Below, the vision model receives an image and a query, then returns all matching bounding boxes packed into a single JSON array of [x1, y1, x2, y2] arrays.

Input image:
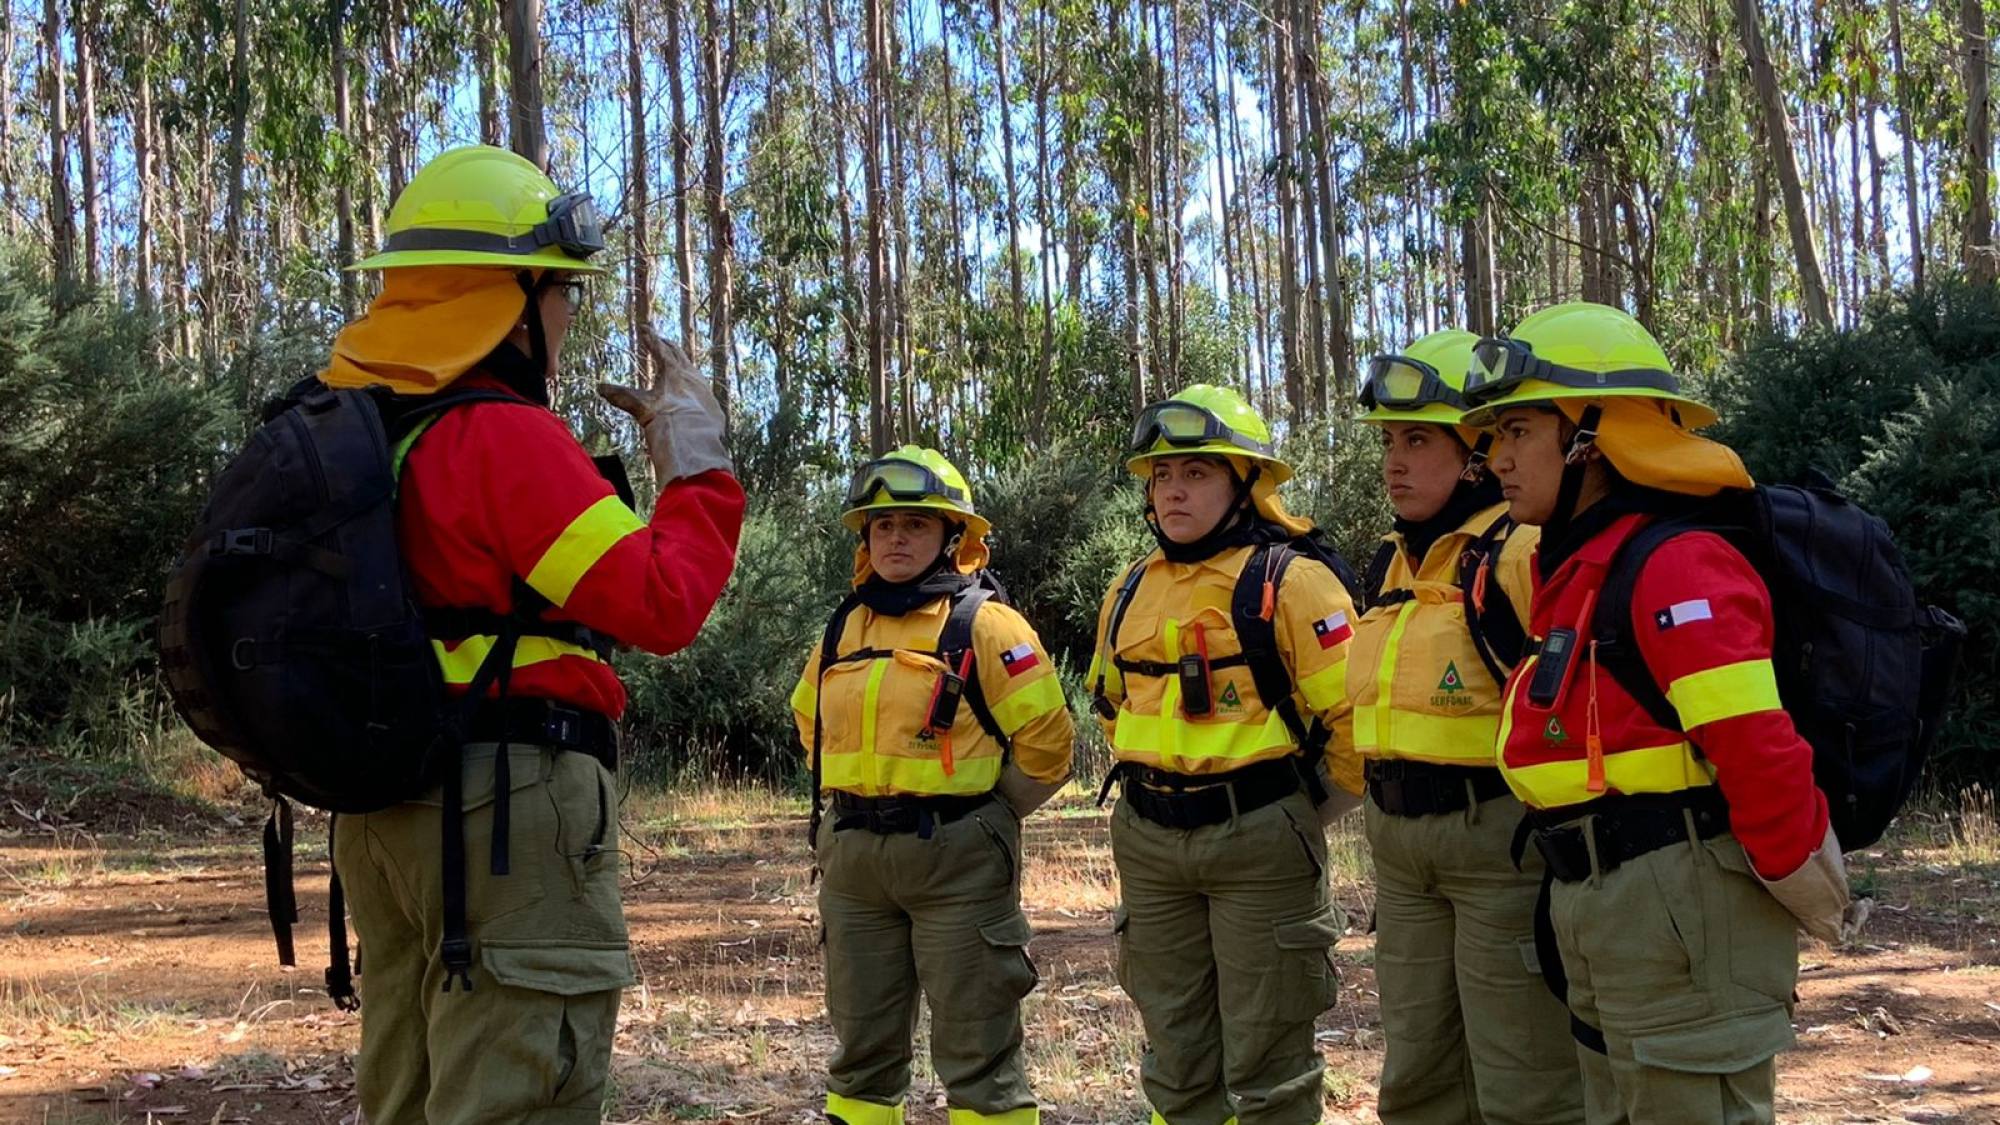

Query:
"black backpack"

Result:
[[1591, 483, 1966, 851], [1360, 511, 1530, 688], [1089, 530, 1364, 790], [159, 377, 610, 1004], [805, 572, 1014, 843]]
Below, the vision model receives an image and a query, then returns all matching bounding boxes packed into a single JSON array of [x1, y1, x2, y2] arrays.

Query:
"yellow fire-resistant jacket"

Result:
[[1344, 504, 1537, 767], [791, 595, 1074, 798], [1087, 544, 1364, 796]]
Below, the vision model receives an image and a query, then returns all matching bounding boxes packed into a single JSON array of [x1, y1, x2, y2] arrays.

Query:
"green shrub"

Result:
[[1712, 280, 2000, 785]]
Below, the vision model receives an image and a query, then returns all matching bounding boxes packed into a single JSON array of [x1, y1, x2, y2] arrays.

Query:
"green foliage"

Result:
[[0, 254, 235, 621], [1845, 368, 2000, 781], [615, 486, 852, 785], [1714, 281, 2000, 783]]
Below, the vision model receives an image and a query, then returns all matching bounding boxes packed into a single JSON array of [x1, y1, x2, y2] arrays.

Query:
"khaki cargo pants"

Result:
[[816, 794, 1041, 1125], [1110, 788, 1343, 1125], [1365, 790, 1583, 1124], [1548, 827, 1798, 1125], [333, 744, 635, 1125]]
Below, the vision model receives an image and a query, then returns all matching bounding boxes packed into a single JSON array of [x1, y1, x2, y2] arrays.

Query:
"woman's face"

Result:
[[1379, 422, 1468, 522], [509, 274, 582, 378], [1488, 406, 1613, 526], [1149, 455, 1239, 543], [867, 510, 948, 582]]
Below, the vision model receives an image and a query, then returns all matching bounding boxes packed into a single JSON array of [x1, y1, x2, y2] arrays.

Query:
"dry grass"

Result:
[[597, 783, 1383, 1123], [0, 976, 201, 1043]]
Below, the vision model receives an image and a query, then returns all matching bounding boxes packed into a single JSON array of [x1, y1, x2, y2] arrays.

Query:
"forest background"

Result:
[[1, 0, 1996, 798]]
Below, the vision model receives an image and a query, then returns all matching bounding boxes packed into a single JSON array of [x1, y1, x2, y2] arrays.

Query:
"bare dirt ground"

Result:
[[3, 779, 1998, 1124]]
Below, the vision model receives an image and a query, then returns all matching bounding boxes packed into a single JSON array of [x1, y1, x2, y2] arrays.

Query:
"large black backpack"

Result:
[[1089, 530, 1365, 788], [159, 377, 606, 1004], [1591, 483, 1966, 851]]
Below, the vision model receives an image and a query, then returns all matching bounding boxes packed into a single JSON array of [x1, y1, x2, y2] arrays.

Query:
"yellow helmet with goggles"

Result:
[[1125, 384, 1292, 484]]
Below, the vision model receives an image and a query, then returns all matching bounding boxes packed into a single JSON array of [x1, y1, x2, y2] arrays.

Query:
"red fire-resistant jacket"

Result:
[[1497, 511, 1828, 878], [396, 373, 745, 719]]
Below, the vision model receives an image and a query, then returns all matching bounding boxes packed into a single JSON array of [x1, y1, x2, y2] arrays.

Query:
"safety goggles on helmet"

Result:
[[1361, 354, 1467, 412], [1128, 400, 1275, 458], [845, 457, 970, 509], [1464, 336, 1681, 406], [379, 191, 607, 262]]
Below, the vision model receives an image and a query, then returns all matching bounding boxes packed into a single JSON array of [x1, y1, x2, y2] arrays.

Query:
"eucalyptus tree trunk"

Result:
[[666, 0, 698, 344], [991, 0, 1026, 335], [42, 0, 75, 287], [332, 0, 356, 317], [1734, 0, 1834, 328], [1889, 0, 1926, 290], [626, 0, 652, 373], [74, 0, 99, 289], [700, 0, 734, 412], [1962, 0, 1995, 283], [504, 0, 548, 169]]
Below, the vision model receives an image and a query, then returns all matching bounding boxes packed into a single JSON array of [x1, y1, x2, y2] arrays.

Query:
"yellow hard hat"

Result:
[[1461, 302, 1715, 429], [1125, 384, 1293, 483], [350, 145, 607, 274], [840, 446, 991, 541]]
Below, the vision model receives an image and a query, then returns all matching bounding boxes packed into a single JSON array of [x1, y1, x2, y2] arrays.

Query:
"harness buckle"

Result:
[[213, 527, 274, 556]]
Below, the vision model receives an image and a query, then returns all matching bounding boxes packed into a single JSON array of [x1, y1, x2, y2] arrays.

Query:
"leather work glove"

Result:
[[1756, 824, 1854, 945], [1315, 761, 1362, 828], [1316, 788, 1362, 828], [597, 324, 733, 483], [996, 762, 1066, 820]]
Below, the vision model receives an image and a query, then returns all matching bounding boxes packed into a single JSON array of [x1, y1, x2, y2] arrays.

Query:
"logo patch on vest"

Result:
[[999, 643, 1040, 676], [1217, 680, 1244, 713], [1544, 716, 1569, 745], [1431, 660, 1474, 709]]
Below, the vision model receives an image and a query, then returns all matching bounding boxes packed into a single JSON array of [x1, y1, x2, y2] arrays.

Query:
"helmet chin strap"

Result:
[[1549, 403, 1603, 529], [496, 270, 552, 407]]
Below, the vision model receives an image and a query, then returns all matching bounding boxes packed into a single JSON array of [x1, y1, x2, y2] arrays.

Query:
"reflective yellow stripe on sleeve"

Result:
[[524, 495, 647, 607], [1297, 656, 1347, 713], [989, 675, 1064, 735], [1664, 658, 1783, 729], [790, 676, 817, 717]]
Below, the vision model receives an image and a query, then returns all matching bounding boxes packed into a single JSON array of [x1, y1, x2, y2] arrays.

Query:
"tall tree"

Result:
[[700, 0, 734, 412], [625, 0, 652, 371], [1734, 0, 1834, 329], [42, 0, 75, 287], [1889, 0, 1926, 290], [504, 0, 547, 168], [1963, 0, 1995, 282], [991, 0, 1026, 333], [332, 0, 357, 317], [73, 0, 99, 289], [664, 0, 697, 344]]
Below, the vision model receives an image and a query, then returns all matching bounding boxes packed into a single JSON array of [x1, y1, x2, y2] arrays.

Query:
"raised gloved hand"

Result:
[[597, 325, 732, 483], [996, 762, 1066, 820], [1756, 824, 1853, 944]]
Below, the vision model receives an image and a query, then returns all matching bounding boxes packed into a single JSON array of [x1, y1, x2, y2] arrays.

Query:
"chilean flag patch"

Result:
[[1313, 611, 1353, 649], [999, 643, 1041, 676], [1652, 598, 1714, 631]]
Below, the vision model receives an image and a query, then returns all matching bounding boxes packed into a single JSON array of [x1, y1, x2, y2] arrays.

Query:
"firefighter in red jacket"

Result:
[[322, 145, 745, 1125], [1461, 301, 1849, 1123]]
